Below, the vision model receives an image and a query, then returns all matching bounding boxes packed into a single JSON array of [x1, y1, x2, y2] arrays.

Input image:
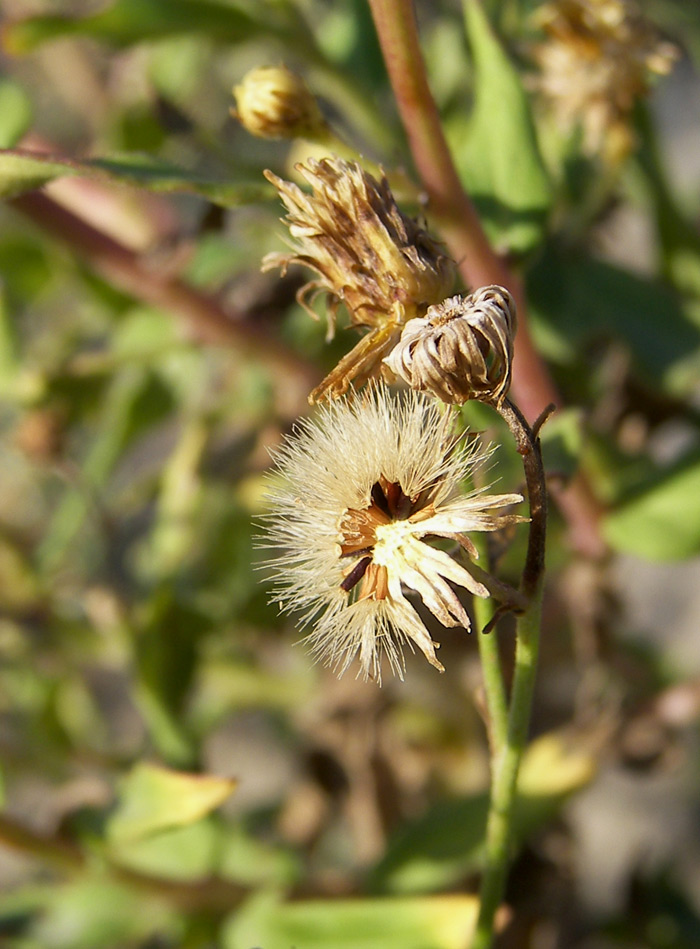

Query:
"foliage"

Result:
[[0, 1, 699, 947]]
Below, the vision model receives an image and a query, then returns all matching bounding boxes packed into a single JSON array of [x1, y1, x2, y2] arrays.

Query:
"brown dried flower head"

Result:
[[233, 66, 326, 140], [262, 157, 455, 402], [384, 285, 517, 407], [530, 0, 677, 163]]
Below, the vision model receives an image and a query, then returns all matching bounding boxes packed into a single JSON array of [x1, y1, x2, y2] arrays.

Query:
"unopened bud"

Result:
[[233, 66, 326, 140], [384, 285, 516, 406]]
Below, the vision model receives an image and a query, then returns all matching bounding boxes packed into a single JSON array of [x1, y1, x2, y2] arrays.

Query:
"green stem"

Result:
[[471, 398, 547, 948], [472, 582, 544, 948], [474, 594, 508, 755]]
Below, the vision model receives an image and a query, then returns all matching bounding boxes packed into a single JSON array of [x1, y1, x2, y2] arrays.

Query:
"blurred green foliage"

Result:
[[0, 0, 699, 947]]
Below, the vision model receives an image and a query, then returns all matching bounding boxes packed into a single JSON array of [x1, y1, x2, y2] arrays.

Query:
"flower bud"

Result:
[[384, 285, 516, 406], [232, 65, 326, 140]]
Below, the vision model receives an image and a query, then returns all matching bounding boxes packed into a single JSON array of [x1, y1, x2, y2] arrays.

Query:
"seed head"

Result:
[[384, 286, 516, 407], [530, 0, 677, 163], [261, 386, 525, 682], [263, 157, 455, 402], [233, 66, 326, 140]]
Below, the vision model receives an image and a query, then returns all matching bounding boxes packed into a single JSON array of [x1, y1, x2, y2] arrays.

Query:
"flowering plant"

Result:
[[0, 1, 696, 948]]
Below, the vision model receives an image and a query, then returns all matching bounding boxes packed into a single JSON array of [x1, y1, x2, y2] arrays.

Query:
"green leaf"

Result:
[[368, 793, 489, 895], [0, 151, 70, 199], [453, 0, 551, 252], [28, 877, 174, 949], [108, 819, 222, 881], [3, 0, 269, 53], [369, 732, 595, 894], [0, 80, 33, 148], [527, 248, 700, 393], [37, 366, 175, 571], [604, 452, 700, 561], [223, 891, 480, 949], [0, 147, 270, 205], [107, 762, 237, 844], [539, 408, 585, 481]]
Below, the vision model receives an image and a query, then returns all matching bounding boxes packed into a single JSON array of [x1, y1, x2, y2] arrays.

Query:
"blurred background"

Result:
[[0, 0, 699, 947]]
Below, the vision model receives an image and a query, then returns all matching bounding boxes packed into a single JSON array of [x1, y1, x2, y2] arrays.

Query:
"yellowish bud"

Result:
[[384, 286, 516, 406], [232, 65, 326, 141]]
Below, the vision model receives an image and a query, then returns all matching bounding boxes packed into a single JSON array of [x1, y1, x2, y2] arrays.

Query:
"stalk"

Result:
[[472, 399, 548, 947]]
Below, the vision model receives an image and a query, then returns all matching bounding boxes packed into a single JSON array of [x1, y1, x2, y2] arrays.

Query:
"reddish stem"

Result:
[[10, 191, 317, 411], [368, 0, 606, 558]]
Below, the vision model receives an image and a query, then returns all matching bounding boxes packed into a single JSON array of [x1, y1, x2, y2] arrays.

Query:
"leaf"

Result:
[[28, 877, 174, 949], [369, 731, 595, 894], [0, 80, 33, 148], [453, 0, 551, 252], [37, 366, 175, 571], [223, 891, 480, 949], [108, 820, 221, 881], [3, 0, 270, 53], [0, 147, 271, 205], [527, 248, 700, 393], [539, 408, 584, 481], [604, 452, 700, 561], [107, 762, 237, 844]]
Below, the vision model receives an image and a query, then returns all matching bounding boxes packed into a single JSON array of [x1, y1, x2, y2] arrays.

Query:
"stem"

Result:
[[0, 814, 85, 871], [472, 584, 543, 948], [9, 192, 317, 415], [474, 593, 508, 755], [367, 0, 606, 559], [472, 398, 548, 948]]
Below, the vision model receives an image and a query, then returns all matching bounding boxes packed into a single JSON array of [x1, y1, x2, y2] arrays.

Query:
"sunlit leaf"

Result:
[[452, 0, 551, 252], [107, 762, 237, 843], [0, 80, 33, 148], [604, 452, 700, 561], [223, 891, 480, 949], [108, 819, 221, 881]]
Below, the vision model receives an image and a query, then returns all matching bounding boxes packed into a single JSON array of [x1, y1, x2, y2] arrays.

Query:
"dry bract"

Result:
[[530, 0, 677, 162], [384, 285, 516, 406], [262, 386, 525, 682], [263, 157, 455, 402]]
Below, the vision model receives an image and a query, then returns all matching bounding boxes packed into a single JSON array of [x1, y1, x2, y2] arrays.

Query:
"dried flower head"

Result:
[[232, 65, 327, 141], [384, 286, 516, 407], [262, 386, 525, 681], [530, 0, 677, 162], [263, 157, 455, 402]]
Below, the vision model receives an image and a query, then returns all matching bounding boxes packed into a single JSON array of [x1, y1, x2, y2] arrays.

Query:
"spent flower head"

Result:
[[384, 285, 516, 407], [530, 0, 677, 163], [263, 157, 455, 402], [262, 386, 525, 682], [233, 65, 327, 141]]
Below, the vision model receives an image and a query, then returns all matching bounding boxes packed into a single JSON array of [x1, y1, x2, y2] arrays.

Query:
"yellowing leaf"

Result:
[[223, 892, 481, 949], [107, 763, 237, 843], [519, 732, 597, 798]]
